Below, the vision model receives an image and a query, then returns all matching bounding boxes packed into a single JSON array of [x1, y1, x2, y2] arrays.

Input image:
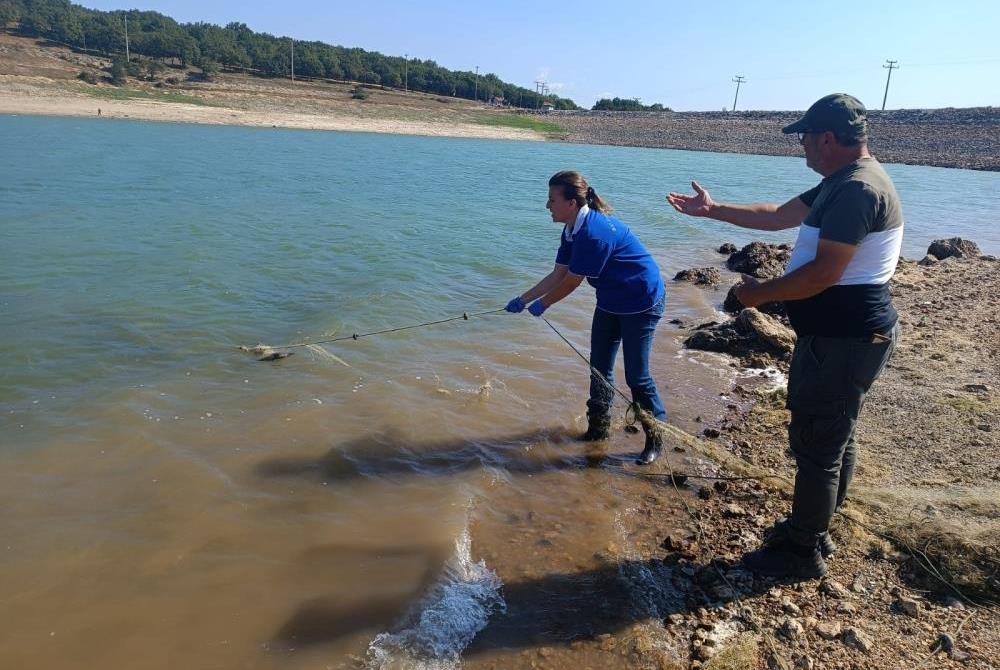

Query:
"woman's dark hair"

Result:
[[548, 171, 612, 214]]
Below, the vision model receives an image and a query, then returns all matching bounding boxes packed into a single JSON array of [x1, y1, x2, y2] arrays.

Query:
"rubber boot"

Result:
[[577, 413, 611, 442], [636, 423, 663, 465], [771, 518, 837, 558], [744, 528, 827, 580]]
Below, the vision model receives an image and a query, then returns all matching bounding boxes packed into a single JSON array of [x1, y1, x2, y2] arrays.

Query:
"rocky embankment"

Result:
[[544, 108, 1000, 171], [635, 238, 999, 668]]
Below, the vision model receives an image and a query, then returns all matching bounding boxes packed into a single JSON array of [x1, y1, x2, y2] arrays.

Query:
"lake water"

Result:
[[2, 115, 998, 670]]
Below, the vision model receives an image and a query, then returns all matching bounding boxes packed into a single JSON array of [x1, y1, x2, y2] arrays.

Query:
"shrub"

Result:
[[351, 85, 368, 100], [109, 57, 126, 85], [77, 70, 99, 85]]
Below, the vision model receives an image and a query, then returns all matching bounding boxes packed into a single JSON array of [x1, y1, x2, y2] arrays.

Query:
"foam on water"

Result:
[[366, 525, 505, 670]]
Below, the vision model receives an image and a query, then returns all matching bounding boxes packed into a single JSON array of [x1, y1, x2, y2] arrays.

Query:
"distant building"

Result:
[[541, 101, 555, 112], [490, 95, 506, 107]]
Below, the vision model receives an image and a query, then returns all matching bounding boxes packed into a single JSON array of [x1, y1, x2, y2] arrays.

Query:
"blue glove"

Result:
[[505, 296, 525, 313], [528, 300, 547, 317]]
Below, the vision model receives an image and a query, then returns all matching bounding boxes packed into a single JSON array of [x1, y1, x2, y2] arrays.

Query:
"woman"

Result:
[[506, 171, 667, 465]]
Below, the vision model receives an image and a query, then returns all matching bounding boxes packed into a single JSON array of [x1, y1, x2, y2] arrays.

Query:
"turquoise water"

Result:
[[3, 116, 998, 427], [2, 115, 999, 669]]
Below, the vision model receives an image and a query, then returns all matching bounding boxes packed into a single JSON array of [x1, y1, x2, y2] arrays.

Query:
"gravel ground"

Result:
[[545, 109, 1000, 171], [614, 250, 999, 669]]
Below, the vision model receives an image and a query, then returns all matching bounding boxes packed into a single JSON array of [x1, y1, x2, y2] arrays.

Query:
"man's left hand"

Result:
[[528, 300, 548, 317], [733, 275, 764, 308]]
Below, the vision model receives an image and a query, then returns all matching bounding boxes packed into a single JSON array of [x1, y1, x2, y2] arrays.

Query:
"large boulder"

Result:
[[718, 242, 738, 254], [726, 242, 791, 279], [927, 238, 981, 260], [735, 308, 796, 356], [684, 308, 796, 362], [673, 267, 723, 287]]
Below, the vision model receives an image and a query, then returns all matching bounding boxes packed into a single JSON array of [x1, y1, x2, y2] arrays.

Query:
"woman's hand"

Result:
[[505, 296, 526, 313], [528, 300, 547, 317]]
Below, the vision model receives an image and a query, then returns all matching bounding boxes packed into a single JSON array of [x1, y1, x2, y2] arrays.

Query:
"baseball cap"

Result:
[[782, 93, 868, 139]]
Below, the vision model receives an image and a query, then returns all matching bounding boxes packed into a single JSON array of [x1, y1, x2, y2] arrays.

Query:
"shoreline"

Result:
[[622, 245, 999, 668], [0, 90, 546, 142]]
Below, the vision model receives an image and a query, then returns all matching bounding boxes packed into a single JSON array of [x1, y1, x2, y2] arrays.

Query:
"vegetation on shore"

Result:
[[0, 0, 579, 109], [473, 114, 566, 135]]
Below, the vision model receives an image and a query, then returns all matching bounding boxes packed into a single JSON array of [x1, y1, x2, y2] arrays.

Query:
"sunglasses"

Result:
[[796, 130, 828, 143]]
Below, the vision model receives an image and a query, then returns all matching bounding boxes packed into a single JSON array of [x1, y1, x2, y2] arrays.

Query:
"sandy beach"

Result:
[[0, 78, 545, 141]]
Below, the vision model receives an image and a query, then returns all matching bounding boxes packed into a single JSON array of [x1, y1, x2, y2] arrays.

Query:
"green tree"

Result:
[[109, 55, 126, 84], [0, 4, 17, 34], [199, 58, 219, 80]]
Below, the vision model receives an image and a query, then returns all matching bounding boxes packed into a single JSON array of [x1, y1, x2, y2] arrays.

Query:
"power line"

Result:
[[882, 59, 899, 111], [731, 75, 746, 111]]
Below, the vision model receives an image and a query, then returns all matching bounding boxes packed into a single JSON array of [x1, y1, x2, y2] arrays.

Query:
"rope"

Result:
[[252, 308, 507, 351]]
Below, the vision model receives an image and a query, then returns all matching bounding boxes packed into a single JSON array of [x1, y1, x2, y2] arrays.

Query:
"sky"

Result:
[[79, 0, 1000, 111]]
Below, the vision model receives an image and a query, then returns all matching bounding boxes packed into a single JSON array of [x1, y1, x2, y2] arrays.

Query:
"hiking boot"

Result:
[[772, 518, 837, 558], [636, 424, 663, 465], [743, 533, 827, 580], [577, 413, 611, 442]]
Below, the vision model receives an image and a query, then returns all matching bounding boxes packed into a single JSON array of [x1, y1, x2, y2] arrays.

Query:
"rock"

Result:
[[927, 237, 981, 260], [918, 254, 940, 266], [779, 617, 804, 640], [781, 598, 801, 615], [941, 596, 965, 610], [674, 267, 723, 286], [727, 241, 791, 279], [719, 243, 738, 254], [934, 633, 955, 653], [713, 480, 730, 493], [735, 308, 797, 355], [662, 535, 684, 551], [698, 486, 714, 500], [836, 602, 857, 614], [842, 627, 873, 653], [694, 643, 716, 661], [820, 579, 850, 599], [894, 597, 921, 618], [794, 655, 814, 670], [815, 621, 842, 640], [963, 383, 990, 393], [949, 649, 972, 662], [767, 650, 792, 670], [703, 427, 722, 438], [723, 503, 747, 517]]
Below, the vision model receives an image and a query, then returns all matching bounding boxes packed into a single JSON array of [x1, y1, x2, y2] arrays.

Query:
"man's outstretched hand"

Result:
[[667, 181, 715, 218]]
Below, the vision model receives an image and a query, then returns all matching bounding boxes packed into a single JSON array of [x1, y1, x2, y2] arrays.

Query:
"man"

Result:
[[667, 94, 903, 579]]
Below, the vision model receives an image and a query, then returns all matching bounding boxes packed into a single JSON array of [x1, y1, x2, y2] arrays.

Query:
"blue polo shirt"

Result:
[[555, 209, 664, 314]]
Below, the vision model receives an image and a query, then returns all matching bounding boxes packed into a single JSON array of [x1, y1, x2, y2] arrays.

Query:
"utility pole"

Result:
[[731, 75, 746, 111], [290, 39, 294, 81], [881, 59, 899, 111], [474, 65, 479, 102], [123, 13, 129, 62], [404, 54, 408, 92]]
